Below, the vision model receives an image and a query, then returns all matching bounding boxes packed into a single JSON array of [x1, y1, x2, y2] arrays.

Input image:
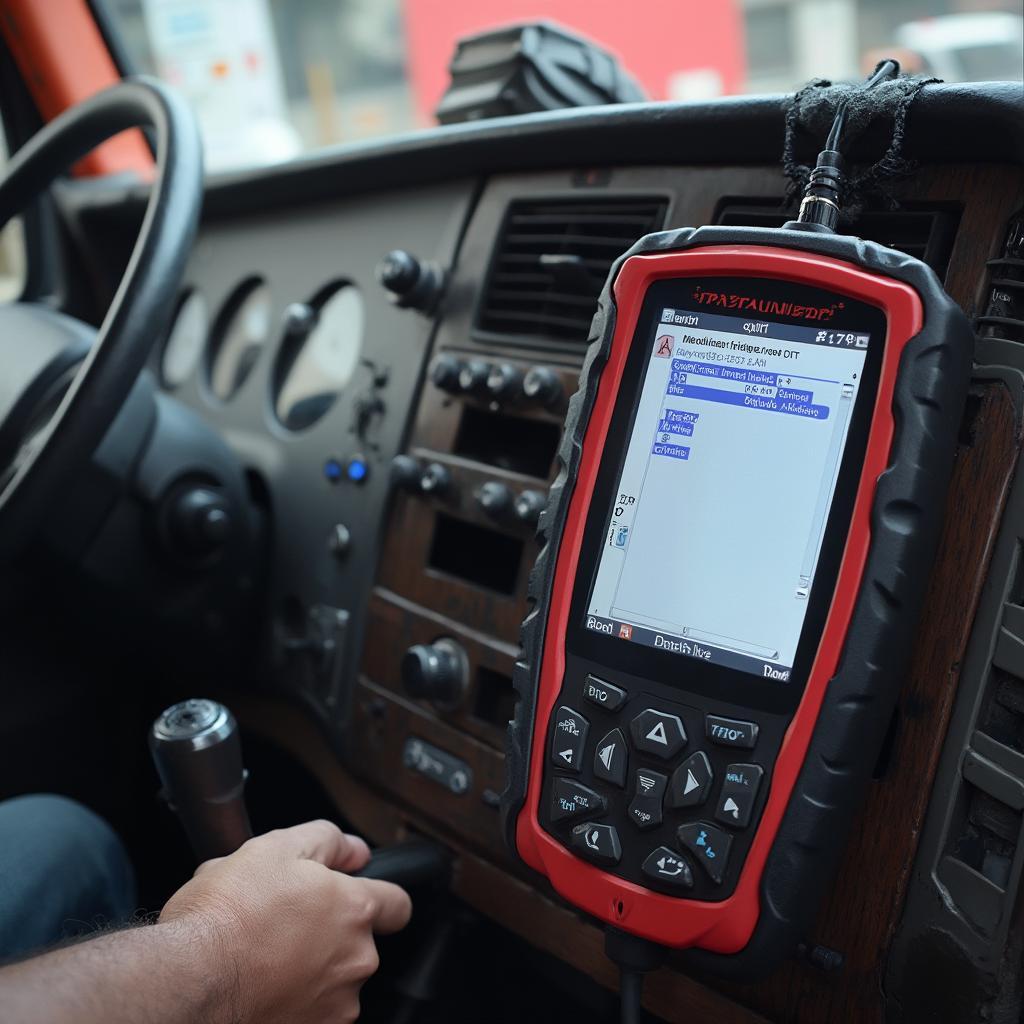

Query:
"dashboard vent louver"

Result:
[[476, 197, 668, 349], [715, 199, 962, 281]]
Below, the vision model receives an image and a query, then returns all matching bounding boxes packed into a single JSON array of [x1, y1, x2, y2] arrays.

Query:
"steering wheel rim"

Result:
[[0, 77, 202, 554]]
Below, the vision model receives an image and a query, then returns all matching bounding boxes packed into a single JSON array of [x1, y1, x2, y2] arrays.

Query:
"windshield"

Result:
[[107, 0, 1024, 173]]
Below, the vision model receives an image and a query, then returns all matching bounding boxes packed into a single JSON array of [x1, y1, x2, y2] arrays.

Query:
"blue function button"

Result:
[[583, 674, 627, 711], [705, 714, 759, 750], [323, 457, 344, 483], [345, 454, 370, 484], [550, 778, 606, 823], [550, 706, 589, 772], [677, 821, 733, 884], [714, 763, 764, 829]]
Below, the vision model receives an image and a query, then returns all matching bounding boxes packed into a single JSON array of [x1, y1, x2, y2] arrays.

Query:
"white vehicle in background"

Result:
[[895, 12, 1024, 83]]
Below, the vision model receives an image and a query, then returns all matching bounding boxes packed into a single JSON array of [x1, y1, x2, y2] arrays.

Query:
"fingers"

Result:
[[352, 878, 413, 935], [257, 820, 372, 872]]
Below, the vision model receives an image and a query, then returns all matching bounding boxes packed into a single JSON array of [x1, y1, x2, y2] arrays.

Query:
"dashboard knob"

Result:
[[457, 359, 492, 395], [390, 454, 423, 493], [522, 366, 564, 408], [485, 363, 524, 403], [165, 486, 232, 562], [419, 461, 453, 497], [431, 354, 465, 393], [401, 638, 469, 707], [514, 489, 547, 529], [377, 249, 445, 313], [476, 481, 514, 520], [281, 301, 318, 339]]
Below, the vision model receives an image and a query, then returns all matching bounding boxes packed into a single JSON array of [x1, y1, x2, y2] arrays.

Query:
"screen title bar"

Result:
[[660, 307, 870, 350]]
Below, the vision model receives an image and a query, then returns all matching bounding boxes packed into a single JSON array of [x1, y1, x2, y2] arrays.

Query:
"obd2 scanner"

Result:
[[502, 61, 975, 1006]]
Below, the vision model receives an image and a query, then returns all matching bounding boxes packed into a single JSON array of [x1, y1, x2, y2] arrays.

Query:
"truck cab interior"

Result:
[[0, 2, 1022, 1022]]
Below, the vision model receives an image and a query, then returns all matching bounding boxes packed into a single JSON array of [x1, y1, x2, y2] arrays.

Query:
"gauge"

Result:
[[160, 290, 208, 388], [274, 282, 365, 430], [208, 278, 272, 401]]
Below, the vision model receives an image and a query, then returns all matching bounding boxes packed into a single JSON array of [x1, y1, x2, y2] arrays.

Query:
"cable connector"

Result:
[[798, 148, 845, 231], [796, 58, 900, 232], [605, 928, 664, 1024]]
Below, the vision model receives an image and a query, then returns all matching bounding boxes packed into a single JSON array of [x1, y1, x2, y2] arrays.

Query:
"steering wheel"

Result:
[[0, 78, 202, 557]]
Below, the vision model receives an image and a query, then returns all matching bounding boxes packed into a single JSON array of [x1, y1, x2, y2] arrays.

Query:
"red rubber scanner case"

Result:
[[502, 224, 973, 977]]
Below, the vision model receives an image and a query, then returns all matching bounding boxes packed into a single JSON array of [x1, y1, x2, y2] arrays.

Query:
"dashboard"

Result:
[[70, 81, 1024, 1023]]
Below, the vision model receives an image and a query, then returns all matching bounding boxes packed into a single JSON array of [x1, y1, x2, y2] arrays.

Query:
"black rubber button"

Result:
[[666, 750, 713, 809], [629, 708, 686, 759], [714, 763, 764, 829], [627, 769, 667, 830], [705, 714, 758, 750], [550, 706, 589, 772], [550, 778, 606, 823], [570, 821, 622, 866], [593, 728, 628, 788], [582, 674, 627, 712], [641, 846, 694, 891]]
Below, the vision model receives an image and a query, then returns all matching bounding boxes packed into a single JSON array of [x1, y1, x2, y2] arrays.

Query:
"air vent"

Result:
[[476, 197, 668, 349], [714, 199, 962, 280]]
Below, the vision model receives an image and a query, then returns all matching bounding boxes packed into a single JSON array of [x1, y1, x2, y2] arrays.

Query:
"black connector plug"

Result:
[[798, 148, 845, 231], [605, 928, 665, 1024], [796, 58, 900, 233]]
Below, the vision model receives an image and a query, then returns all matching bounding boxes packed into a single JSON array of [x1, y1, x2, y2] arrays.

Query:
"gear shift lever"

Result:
[[149, 698, 253, 862], [150, 698, 451, 887]]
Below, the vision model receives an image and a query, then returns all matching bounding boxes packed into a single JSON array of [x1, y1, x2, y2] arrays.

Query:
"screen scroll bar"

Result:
[[798, 383, 855, 589]]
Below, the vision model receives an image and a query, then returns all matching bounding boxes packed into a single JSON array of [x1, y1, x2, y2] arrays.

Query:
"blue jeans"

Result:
[[0, 794, 136, 961]]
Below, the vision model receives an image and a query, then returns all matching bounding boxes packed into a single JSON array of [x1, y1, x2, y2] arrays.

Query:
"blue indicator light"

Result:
[[346, 456, 369, 483], [323, 458, 343, 483]]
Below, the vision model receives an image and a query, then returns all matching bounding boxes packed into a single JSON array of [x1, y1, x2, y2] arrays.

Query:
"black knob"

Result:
[[401, 639, 468, 707], [166, 485, 232, 562], [431, 354, 465, 393], [390, 454, 423, 493], [514, 489, 547, 529], [486, 363, 524, 403], [149, 699, 253, 862], [420, 461, 452, 497], [476, 481, 513, 520], [281, 301, 318, 340], [457, 359, 491, 395], [523, 366, 564, 408], [377, 249, 445, 313]]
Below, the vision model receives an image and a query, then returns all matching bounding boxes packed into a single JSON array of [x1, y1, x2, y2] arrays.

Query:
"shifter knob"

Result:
[[149, 699, 253, 862]]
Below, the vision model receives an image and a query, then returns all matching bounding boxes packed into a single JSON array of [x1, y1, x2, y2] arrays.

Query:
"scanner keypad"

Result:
[[540, 667, 779, 901]]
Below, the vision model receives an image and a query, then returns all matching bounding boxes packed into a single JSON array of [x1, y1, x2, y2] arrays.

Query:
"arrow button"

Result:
[[629, 708, 686, 759], [593, 728, 627, 788], [667, 751, 713, 809]]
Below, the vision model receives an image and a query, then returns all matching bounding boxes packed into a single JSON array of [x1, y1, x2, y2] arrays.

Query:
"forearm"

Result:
[[0, 917, 237, 1024]]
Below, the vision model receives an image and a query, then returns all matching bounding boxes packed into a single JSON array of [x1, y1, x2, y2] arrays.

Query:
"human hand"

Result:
[[160, 820, 411, 1023]]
